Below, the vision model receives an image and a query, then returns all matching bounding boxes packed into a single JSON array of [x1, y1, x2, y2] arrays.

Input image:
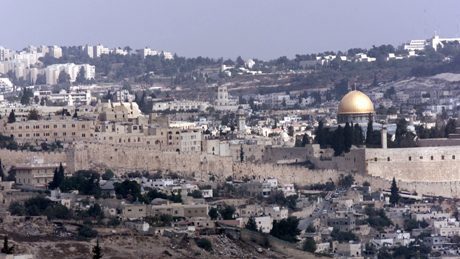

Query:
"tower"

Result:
[[216, 86, 229, 106], [236, 107, 246, 132], [381, 125, 387, 149]]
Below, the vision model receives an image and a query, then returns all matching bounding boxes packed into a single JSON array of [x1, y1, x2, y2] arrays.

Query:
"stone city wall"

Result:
[[0, 149, 67, 168]]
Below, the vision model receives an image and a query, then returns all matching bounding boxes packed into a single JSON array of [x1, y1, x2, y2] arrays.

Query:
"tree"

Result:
[[240, 145, 244, 163], [196, 238, 212, 251], [338, 174, 354, 189], [7, 110, 16, 123], [58, 71, 71, 85], [27, 109, 40, 120], [305, 224, 316, 233], [352, 123, 364, 146], [303, 237, 317, 253], [332, 126, 345, 156], [0, 160, 4, 181], [365, 120, 374, 147], [101, 169, 114, 180], [76, 67, 87, 84], [390, 177, 400, 206], [92, 239, 103, 259], [48, 163, 65, 190], [1, 236, 14, 254], [343, 122, 353, 152], [208, 207, 218, 220], [78, 225, 98, 238], [287, 126, 294, 137], [245, 216, 258, 231], [73, 109, 78, 119], [189, 190, 203, 198], [219, 205, 235, 220], [20, 88, 33, 105], [87, 204, 104, 219], [269, 217, 300, 243], [114, 180, 141, 202]]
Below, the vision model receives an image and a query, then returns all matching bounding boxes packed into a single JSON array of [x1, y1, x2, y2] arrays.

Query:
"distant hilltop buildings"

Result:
[[0, 44, 174, 85], [404, 34, 460, 51]]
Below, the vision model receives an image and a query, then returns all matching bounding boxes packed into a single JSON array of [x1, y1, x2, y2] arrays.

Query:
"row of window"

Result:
[[373, 155, 456, 162], [16, 132, 87, 138], [11, 124, 86, 130]]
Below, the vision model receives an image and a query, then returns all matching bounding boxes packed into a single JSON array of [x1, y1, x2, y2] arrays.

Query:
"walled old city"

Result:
[[3, 26, 460, 257]]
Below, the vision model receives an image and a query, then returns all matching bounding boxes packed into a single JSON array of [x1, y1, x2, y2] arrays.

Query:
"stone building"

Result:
[[2, 119, 95, 143], [14, 158, 67, 188]]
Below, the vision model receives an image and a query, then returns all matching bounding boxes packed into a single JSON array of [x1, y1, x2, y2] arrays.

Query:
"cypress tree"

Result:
[[315, 120, 325, 147], [92, 239, 103, 259], [352, 123, 364, 146], [365, 120, 373, 147], [245, 216, 258, 231], [7, 110, 16, 123], [332, 126, 345, 156], [390, 177, 400, 206], [49, 163, 65, 190], [343, 122, 353, 152], [0, 160, 4, 181]]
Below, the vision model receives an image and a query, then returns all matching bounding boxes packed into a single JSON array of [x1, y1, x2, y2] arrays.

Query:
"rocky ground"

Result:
[[0, 220, 288, 259]]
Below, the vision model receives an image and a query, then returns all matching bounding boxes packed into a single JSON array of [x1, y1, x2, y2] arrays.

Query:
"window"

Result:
[[431, 156, 434, 160], [409, 156, 412, 161], [453, 155, 456, 160], [374, 158, 377, 162], [387, 157, 390, 161], [442, 155, 445, 160]]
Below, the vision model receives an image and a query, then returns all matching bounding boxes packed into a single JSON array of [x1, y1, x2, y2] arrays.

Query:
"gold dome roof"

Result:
[[338, 90, 375, 115]]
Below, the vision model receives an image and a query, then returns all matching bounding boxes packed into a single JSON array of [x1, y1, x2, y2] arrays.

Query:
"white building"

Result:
[[34, 89, 92, 106], [139, 48, 159, 58], [49, 45, 63, 59], [45, 63, 95, 85], [431, 35, 460, 51], [0, 78, 14, 93], [152, 100, 210, 112], [404, 40, 427, 51]]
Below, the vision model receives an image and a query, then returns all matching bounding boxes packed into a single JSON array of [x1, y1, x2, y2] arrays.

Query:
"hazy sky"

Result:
[[2, 0, 460, 60]]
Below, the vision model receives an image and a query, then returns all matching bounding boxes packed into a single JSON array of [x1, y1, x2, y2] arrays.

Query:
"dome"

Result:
[[338, 90, 374, 115]]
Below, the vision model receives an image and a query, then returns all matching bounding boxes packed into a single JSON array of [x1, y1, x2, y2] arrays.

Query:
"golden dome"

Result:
[[338, 90, 374, 115]]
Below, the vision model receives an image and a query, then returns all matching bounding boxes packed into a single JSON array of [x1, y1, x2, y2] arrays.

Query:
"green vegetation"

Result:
[[9, 196, 71, 220], [331, 229, 359, 242], [390, 177, 400, 206], [365, 207, 392, 230], [195, 238, 212, 251], [303, 237, 317, 253], [338, 174, 354, 189], [404, 218, 429, 231], [145, 214, 174, 227], [1, 236, 14, 254], [219, 205, 235, 220], [60, 170, 101, 197], [245, 216, 258, 231], [114, 180, 141, 202], [101, 169, 115, 180], [92, 239, 103, 259], [49, 163, 65, 190], [208, 208, 218, 220], [78, 225, 98, 239], [269, 216, 300, 243]]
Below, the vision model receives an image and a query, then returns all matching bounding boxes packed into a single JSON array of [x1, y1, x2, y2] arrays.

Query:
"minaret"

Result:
[[381, 125, 387, 149]]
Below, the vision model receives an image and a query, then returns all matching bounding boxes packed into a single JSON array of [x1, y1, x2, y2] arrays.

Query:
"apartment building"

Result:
[[2, 119, 95, 143]]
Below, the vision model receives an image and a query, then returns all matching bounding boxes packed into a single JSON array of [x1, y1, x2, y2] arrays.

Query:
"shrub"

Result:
[[196, 238, 212, 251]]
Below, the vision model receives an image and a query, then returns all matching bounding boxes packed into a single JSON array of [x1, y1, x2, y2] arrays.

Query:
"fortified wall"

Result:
[[3, 143, 460, 198], [365, 146, 460, 182]]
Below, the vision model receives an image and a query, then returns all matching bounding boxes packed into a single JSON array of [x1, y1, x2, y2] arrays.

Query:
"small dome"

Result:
[[338, 90, 374, 115]]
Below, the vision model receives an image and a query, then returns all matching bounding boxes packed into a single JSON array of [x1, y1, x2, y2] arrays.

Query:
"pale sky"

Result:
[[2, 0, 460, 60]]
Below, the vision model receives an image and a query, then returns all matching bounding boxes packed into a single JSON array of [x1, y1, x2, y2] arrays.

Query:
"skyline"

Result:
[[2, 0, 460, 60]]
